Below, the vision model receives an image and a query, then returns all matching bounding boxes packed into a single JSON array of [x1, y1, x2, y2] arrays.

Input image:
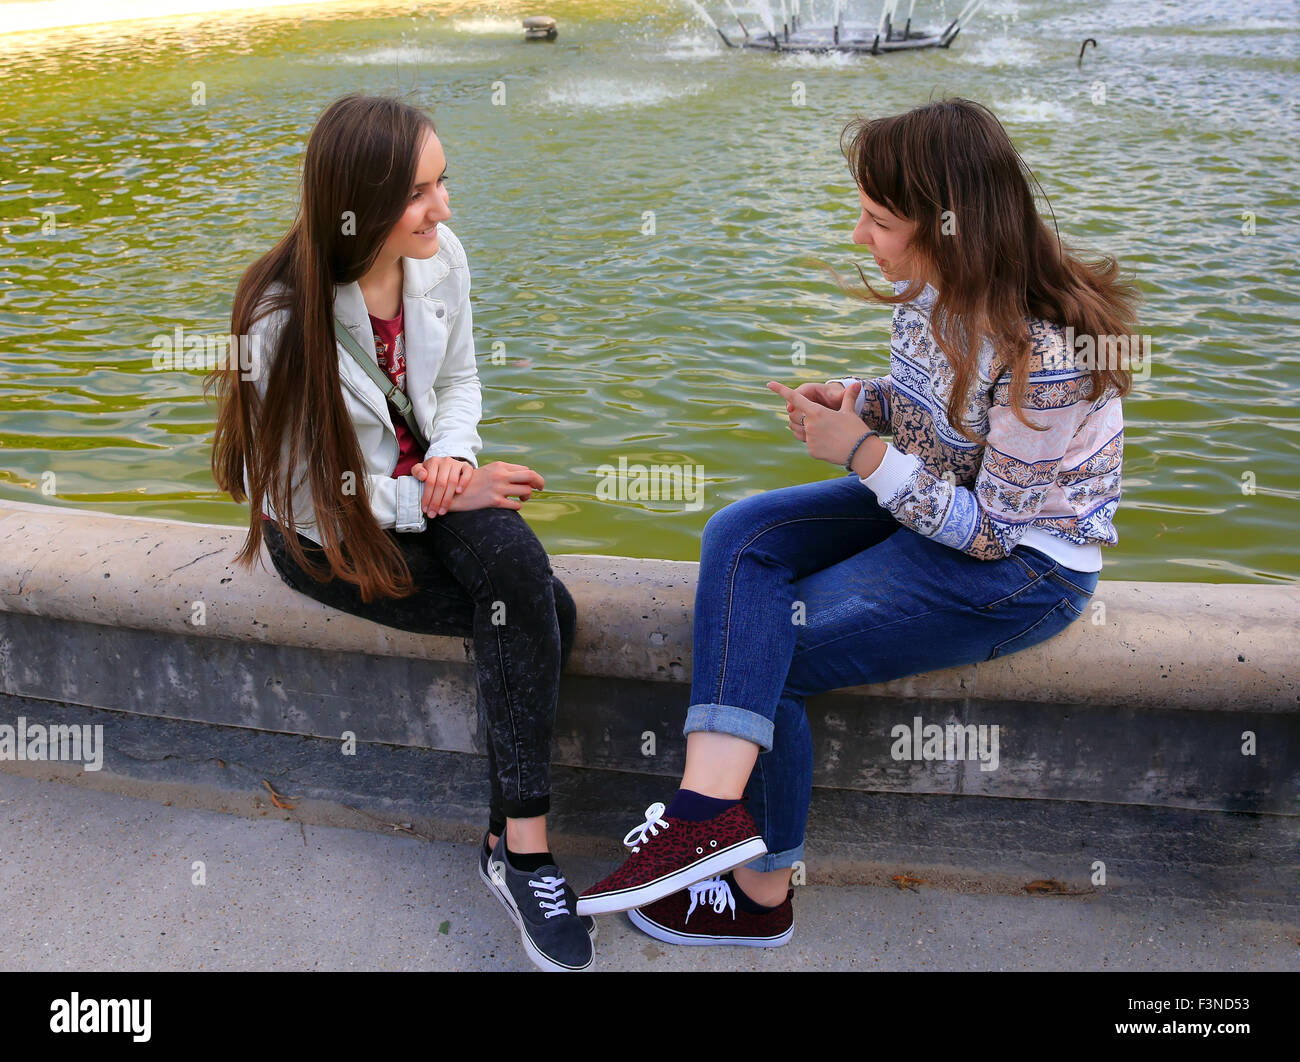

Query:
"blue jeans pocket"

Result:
[[988, 595, 1086, 660], [976, 548, 1053, 611]]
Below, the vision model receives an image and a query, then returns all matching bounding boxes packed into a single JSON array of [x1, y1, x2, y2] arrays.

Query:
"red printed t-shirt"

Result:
[[368, 308, 422, 478]]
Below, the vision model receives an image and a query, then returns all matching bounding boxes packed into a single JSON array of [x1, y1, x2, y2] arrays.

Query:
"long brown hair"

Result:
[[207, 94, 436, 601], [839, 97, 1139, 439]]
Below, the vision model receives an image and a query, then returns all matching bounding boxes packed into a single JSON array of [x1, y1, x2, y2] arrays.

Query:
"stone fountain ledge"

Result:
[[2, 497, 1296, 905], [0, 497, 1294, 713]]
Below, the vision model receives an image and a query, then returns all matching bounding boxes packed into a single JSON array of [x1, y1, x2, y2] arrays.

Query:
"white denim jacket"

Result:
[[243, 224, 483, 544]]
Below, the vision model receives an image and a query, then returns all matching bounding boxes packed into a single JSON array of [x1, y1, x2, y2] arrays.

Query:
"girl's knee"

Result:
[[702, 494, 766, 550], [459, 508, 552, 583]]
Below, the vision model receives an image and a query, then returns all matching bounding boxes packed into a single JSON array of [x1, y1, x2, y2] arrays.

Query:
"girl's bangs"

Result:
[[848, 117, 909, 220]]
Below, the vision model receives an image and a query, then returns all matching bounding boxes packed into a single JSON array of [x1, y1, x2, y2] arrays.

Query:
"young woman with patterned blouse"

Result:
[[577, 98, 1138, 950]]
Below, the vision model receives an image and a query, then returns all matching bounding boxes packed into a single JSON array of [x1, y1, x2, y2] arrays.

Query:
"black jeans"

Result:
[[261, 509, 576, 835]]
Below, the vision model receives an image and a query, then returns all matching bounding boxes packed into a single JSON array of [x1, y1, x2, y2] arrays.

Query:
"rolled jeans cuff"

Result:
[[744, 841, 804, 873], [683, 703, 773, 754], [395, 475, 427, 533]]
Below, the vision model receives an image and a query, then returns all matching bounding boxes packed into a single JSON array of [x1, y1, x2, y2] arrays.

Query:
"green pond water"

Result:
[[1, 0, 1297, 582]]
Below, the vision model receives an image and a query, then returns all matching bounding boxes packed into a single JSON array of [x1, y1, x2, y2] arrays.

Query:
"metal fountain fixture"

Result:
[[700, 0, 987, 55]]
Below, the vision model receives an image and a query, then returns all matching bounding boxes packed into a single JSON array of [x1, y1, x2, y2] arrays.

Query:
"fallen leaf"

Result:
[[891, 874, 926, 892], [262, 780, 297, 810]]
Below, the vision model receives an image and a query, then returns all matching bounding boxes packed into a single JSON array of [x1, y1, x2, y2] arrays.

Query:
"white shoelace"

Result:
[[528, 874, 570, 919], [622, 802, 671, 854], [685, 876, 736, 923]]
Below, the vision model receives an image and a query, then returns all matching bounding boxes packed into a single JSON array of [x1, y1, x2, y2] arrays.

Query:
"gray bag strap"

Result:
[[332, 317, 429, 452]]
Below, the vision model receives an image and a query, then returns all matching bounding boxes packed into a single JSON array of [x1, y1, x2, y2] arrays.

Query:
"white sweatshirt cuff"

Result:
[[859, 441, 921, 500], [829, 376, 868, 416]]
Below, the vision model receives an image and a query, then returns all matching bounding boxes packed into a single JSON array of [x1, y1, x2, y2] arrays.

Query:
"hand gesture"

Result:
[[767, 379, 869, 468], [412, 456, 474, 517], [440, 461, 545, 513], [783, 381, 847, 440]]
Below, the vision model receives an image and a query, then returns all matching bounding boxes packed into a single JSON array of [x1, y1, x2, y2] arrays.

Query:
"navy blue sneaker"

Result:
[[478, 833, 596, 942], [480, 833, 595, 972]]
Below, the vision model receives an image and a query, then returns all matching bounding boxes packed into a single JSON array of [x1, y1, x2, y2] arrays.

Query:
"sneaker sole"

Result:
[[627, 906, 793, 948], [484, 862, 595, 973], [479, 861, 598, 942], [575, 837, 768, 916]]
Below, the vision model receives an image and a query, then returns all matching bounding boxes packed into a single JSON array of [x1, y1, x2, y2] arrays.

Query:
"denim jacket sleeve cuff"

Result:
[[424, 447, 479, 469], [394, 475, 428, 533]]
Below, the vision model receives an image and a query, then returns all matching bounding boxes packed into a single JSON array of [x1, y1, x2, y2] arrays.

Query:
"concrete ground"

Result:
[[0, 771, 1294, 973]]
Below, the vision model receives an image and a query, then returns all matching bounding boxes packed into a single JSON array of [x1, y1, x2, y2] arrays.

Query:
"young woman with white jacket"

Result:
[[209, 94, 593, 973]]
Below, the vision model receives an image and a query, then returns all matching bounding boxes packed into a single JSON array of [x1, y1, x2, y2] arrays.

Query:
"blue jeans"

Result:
[[682, 473, 1098, 871]]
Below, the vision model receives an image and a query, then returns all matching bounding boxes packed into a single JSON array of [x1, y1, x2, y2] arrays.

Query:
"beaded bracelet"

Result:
[[844, 430, 878, 473]]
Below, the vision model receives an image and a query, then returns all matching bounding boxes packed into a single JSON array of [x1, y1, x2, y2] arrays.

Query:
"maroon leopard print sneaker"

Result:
[[628, 875, 794, 947], [575, 801, 767, 916]]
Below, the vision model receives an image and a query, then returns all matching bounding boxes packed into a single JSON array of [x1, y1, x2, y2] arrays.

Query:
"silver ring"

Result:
[[800, 415, 806, 426]]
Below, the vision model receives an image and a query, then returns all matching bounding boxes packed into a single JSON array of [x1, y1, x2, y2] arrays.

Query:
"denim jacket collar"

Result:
[[334, 250, 451, 333]]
